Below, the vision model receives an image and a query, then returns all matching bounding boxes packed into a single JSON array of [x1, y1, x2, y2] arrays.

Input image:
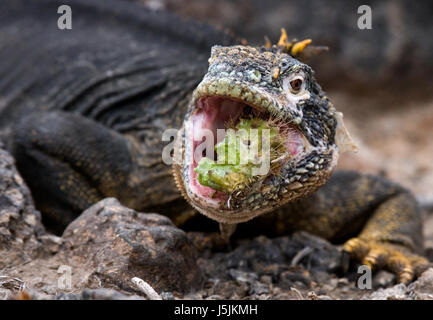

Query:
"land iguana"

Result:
[[0, 0, 429, 283]]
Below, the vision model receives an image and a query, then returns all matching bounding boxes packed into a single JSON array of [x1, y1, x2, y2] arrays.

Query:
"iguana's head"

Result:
[[173, 39, 357, 224]]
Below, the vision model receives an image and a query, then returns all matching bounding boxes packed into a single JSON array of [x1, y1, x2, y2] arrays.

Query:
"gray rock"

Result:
[[249, 281, 269, 295], [8, 287, 144, 300], [363, 268, 433, 300], [0, 145, 45, 269], [364, 283, 408, 300], [276, 232, 344, 274], [279, 270, 311, 289], [60, 198, 203, 293], [373, 270, 396, 288], [58, 288, 144, 300], [0, 276, 25, 300], [228, 269, 258, 283], [206, 294, 224, 300], [160, 291, 175, 300], [407, 268, 433, 300], [196, 230, 345, 299]]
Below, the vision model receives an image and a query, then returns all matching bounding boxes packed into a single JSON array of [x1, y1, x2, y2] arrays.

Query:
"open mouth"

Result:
[[186, 94, 306, 209]]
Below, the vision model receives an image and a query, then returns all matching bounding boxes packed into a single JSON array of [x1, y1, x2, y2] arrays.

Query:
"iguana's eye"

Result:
[[289, 78, 303, 93], [282, 74, 308, 100]]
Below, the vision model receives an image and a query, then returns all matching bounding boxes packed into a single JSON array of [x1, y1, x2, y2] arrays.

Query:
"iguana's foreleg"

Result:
[[10, 111, 134, 232], [342, 190, 430, 283]]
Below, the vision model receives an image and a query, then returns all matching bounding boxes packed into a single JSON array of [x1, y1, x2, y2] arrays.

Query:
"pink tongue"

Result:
[[190, 97, 246, 204], [198, 97, 244, 138]]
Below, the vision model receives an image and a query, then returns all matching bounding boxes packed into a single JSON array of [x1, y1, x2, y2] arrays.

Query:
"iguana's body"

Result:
[[0, 0, 428, 283]]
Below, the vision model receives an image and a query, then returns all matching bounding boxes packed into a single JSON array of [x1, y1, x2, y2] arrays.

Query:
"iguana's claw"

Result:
[[343, 237, 431, 284]]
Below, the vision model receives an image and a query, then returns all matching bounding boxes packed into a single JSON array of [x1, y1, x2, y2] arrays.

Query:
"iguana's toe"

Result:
[[343, 237, 431, 284]]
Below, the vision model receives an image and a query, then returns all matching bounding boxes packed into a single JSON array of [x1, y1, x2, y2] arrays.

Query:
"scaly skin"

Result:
[[0, 0, 429, 283]]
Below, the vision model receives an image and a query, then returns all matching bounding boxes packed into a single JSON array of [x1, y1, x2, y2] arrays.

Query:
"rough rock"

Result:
[[185, 231, 359, 299], [208, 232, 345, 278], [372, 270, 396, 288], [363, 268, 433, 300], [60, 198, 203, 293], [55, 288, 145, 300], [406, 268, 433, 300], [8, 287, 144, 300], [0, 144, 45, 269]]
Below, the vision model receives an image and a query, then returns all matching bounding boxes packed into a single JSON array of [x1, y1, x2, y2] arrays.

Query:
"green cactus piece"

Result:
[[194, 118, 286, 194]]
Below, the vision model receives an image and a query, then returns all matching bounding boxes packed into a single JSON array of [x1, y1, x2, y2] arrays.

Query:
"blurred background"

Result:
[[132, 0, 433, 209]]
